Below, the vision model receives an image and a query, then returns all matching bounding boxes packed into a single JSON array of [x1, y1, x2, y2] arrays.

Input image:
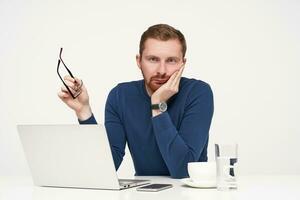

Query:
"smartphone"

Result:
[[136, 184, 173, 192]]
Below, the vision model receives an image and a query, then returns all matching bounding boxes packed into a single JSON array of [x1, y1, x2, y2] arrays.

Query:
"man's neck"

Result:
[[144, 82, 153, 97]]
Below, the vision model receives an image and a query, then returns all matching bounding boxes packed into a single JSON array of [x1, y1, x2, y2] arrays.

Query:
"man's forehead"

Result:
[[143, 38, 183, 57]]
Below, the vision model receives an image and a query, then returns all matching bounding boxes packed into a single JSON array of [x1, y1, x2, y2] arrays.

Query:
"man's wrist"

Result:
[[76, 105, 92, 121], [151, 96, 162, 104], [151, 98, 167, 117], [152, 109, 162, 117]]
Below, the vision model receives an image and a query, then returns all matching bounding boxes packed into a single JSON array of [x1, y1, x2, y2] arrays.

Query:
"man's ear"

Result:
[[182, 57, 187, 66], [136, 54, 142, 69]]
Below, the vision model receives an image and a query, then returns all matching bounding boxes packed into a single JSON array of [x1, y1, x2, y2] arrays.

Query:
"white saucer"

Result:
[[181, 178, 217, 188]]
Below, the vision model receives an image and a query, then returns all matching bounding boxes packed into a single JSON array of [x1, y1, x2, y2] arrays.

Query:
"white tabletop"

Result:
[[1, 175, 300, 200]]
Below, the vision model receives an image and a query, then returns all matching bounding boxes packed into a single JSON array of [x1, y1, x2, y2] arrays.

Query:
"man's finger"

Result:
[[74, 77, 81, 84], [74, 79, 83, 90], [175, 65, 185, 79], [172, 66, 185, 88], [64, 75, 75, 83], [61, 86, 74, 93], [58, 91, 70, 99], [64, 79, 75, 89], [165, 70, 179, 87], [63, 79, 82, 91]]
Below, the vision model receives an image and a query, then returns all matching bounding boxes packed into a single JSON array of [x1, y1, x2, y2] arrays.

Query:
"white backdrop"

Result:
[[1, 0, 299, 177]]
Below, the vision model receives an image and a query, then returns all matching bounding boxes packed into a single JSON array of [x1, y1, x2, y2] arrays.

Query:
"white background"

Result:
[[1, 0, 299, 177]]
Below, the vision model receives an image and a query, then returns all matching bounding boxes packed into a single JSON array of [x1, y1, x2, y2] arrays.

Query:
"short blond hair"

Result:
[[139, 24, 187, 58]]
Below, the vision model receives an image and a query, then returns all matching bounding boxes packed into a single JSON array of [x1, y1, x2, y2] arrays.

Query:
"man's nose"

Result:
[[157, 61, 167, 75]]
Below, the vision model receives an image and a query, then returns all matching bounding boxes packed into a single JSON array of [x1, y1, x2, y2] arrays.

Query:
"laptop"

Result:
[[17, 124, 150, 190]]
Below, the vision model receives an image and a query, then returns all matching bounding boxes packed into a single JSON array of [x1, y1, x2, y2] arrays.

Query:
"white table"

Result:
[[1, 175, 299, 200]]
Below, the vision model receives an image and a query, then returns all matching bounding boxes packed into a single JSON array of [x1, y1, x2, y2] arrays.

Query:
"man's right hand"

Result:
[[57, 75, 92, 121]]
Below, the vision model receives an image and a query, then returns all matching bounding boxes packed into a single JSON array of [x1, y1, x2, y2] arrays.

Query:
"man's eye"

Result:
[[167, 58, 177, 64], [149, 57, 158, 62]]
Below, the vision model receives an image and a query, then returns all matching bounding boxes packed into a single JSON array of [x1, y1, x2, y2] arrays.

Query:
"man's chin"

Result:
[[148, 82, 163, 92]]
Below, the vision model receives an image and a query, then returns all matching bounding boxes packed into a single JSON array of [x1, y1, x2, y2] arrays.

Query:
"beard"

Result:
[[141, 71, 170, 93]]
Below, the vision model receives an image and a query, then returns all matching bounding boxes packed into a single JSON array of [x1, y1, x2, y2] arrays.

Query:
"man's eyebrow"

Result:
[[166, 56, 180, 60], [145, 55, 159, 58], [145, 55, 180, 59]]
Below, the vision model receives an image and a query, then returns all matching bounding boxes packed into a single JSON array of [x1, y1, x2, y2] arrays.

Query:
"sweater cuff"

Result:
[[78, 113, 97, 124], [152, 112, 174, 133]]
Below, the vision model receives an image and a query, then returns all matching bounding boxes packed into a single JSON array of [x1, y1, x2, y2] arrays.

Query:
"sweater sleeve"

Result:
[[78, 114, 98, 124], [104, 86, 126, 170], [151, 83, 214, 178]]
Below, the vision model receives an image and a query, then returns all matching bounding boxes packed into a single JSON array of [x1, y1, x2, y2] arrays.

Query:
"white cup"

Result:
[[187, 162, 217, 183]]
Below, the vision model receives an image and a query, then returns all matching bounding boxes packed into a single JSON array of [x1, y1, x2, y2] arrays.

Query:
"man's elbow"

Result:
[[169, 167, 189, 179]]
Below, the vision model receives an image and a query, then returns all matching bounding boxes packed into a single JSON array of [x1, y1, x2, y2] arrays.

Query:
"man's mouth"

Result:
[[153, 79, 168, 84]]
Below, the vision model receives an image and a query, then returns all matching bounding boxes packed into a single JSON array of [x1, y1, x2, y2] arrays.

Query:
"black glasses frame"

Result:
[[56, 48, 82, 99]]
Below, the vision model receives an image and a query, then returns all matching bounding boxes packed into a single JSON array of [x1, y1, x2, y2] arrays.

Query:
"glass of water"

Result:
[[215, 143, 238, 191]]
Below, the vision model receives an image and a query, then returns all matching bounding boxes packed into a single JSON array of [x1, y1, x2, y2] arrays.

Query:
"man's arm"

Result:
[[152, 83, 214, 178], [104, 86, 127, 170]]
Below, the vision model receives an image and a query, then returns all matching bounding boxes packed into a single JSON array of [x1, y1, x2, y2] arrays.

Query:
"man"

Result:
[[58, 24, 214, 179]]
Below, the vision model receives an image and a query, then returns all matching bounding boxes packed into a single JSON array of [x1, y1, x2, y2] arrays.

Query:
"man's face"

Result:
[[136, 38, 186, 95]]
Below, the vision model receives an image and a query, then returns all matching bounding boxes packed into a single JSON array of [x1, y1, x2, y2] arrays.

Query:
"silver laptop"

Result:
[[17, 124, 150, 190]]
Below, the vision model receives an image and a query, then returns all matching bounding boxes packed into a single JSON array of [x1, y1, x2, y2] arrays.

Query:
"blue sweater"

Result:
[[79, 77, 214, 178]]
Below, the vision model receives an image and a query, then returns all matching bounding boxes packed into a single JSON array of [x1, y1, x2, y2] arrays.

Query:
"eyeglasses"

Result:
[[56, 48, 82, 99]]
